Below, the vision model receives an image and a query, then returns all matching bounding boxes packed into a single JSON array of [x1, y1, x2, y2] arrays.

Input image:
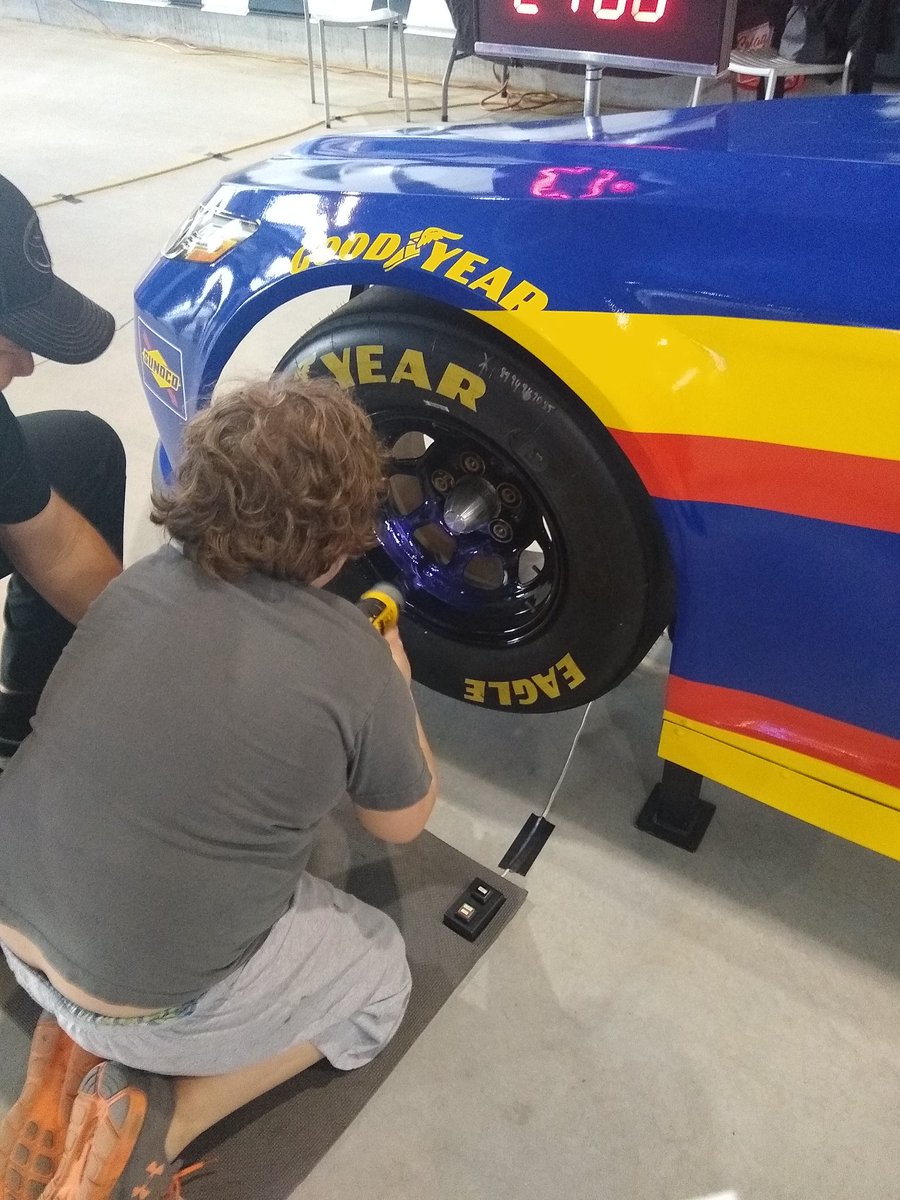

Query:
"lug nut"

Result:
[[498, 483, 522, 508], [432, 469, 454, 493], [461, 452, 485, 475], [490, 520, 513, 543]]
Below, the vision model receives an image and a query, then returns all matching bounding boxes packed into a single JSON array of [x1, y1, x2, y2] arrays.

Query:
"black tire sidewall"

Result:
[[278, 298, 665, 713]]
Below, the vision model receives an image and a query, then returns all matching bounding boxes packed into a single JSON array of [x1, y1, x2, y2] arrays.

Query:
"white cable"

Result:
[[500, 700, 593, 878], [542, 700, 593, 820]]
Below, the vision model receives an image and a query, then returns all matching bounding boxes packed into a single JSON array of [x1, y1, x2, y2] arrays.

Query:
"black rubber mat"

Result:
[[0, 810, 525, 1200]]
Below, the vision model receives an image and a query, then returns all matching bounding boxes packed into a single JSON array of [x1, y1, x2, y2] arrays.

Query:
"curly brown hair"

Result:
[[151, 377, 386, 583]]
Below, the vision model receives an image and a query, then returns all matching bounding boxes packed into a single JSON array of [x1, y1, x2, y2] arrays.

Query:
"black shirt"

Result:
[[0, 392, 51, 525]]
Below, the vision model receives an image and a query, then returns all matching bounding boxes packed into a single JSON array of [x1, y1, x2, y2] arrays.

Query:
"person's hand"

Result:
[[383, 625, 412, 686]]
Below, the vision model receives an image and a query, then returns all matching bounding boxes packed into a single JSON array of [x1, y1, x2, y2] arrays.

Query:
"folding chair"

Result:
[[305, 0, 410, 128], [692, 48, 853, 104]]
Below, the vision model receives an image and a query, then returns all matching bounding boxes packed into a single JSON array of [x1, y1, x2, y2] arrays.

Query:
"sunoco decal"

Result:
[[290, 227, 549, 312], [138, 319, 186, 420]]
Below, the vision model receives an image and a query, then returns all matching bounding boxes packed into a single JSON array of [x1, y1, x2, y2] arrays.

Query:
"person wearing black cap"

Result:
[[0, 174, 125, 763]]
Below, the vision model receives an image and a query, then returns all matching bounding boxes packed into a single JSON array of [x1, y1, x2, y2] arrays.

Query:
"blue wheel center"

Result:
[[372, 416, 562, 644]]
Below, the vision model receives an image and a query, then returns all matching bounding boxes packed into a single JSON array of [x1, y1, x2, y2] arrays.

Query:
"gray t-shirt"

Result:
[[0, 545, 430, 1007]]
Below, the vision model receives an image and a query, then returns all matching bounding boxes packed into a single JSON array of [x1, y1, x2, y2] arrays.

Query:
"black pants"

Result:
[[0, 411, 126, 694]]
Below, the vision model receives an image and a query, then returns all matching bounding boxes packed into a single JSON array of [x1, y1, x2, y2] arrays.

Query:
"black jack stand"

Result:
[[636, 761, 716, 852]]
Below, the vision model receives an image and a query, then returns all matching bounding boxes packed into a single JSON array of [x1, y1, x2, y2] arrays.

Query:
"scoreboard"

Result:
[[475, 0, 740, 76]]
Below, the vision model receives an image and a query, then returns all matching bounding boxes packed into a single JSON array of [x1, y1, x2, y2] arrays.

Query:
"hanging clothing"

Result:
[[446, 0, 476, 55], [796, 0, 896, 90]]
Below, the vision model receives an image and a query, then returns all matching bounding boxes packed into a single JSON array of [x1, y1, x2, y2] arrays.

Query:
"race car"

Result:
[[135, 94, 900, 861]]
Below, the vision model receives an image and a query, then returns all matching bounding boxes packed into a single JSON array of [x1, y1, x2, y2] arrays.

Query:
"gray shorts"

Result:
[[2, 873, 411, 1077]]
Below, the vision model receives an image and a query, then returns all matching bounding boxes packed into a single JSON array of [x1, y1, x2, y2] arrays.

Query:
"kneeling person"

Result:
[[0, 378, 437, 1199]]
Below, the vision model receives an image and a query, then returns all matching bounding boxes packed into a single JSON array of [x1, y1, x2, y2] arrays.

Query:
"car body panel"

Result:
[[135, 94, 900, 859]]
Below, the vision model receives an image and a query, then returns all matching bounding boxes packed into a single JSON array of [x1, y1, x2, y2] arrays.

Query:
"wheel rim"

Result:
[[369, 412, 565, 646]]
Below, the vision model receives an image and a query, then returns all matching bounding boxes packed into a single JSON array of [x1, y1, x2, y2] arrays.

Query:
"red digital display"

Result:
[[516, 0, 669, 21], [477, 0, 738, 74]]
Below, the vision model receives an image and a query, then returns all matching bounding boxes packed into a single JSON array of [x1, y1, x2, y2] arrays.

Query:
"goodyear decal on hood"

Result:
[[291, 227, 548, 312]]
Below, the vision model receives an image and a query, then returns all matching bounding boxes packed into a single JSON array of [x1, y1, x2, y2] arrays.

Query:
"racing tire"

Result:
[[276, 288, 672, 714]]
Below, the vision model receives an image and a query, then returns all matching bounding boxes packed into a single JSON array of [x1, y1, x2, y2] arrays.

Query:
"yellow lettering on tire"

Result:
[[390, 349, 433, 391], [320, 349, 355, 389], [533, 668, 561, 700], [291, 248, 312, 274], [356, 345, 386, 385], [463, 655, 585, 707], [435, 363, 486, 412], [512, 679, 539, 705], [556, 653, 586, 689]]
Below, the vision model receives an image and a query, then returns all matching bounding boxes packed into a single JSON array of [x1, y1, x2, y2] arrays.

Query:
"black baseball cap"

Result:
[[0, 175, 115, 365]]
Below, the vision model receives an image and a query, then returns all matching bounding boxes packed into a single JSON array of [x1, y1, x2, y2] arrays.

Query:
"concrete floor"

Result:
[[2, 16, 900, 1200]]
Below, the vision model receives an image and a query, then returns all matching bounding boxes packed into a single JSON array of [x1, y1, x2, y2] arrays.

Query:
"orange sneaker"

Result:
[[0, 1014, 103, 1200], [40, 1063, 180, 1200]]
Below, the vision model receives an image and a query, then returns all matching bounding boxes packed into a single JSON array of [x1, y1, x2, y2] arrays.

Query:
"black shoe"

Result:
[[0, 690, 39, 766]]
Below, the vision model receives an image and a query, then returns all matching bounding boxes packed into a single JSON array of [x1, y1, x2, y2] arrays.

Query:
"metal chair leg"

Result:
[[398, 20, 410, 122], [387, 18, 395, 99], [841, 49, 853, 93], [362, 27, 370, 71], [304, 3, 316, 104], [441, 39, 458, 121], [319, 21, 331, 128], [764, 69, 777, 100], [690, 75, 703, 106]]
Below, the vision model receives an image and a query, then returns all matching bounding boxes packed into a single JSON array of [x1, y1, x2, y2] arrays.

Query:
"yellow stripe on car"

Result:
[[659, 715, 900, 860], [476, 311, 900, 460]]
